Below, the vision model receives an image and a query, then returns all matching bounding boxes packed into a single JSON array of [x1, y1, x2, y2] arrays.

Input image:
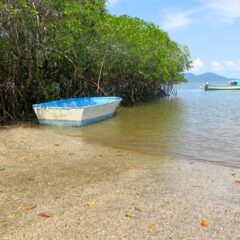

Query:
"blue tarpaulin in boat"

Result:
[[33, 97, 122, 109]]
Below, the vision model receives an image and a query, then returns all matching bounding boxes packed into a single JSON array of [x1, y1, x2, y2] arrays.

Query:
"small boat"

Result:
[[202, 82, 240, 91], [206, 86, 240, 90], [33, 97, 122, 126], [229, 80, 240, 86]]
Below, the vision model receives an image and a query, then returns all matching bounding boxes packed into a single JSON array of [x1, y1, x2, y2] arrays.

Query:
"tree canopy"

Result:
[[0, 0, 191, 123]]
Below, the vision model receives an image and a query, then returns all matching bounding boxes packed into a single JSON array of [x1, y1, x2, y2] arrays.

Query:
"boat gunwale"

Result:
[[32, 97, 122, 110]]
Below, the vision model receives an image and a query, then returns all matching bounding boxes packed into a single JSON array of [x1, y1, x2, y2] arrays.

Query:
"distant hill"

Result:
[[184, 72, 239, 82], [184, 73, 197, 81]]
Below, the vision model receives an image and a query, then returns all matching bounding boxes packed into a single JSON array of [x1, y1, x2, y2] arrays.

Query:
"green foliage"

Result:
[[99, 15, 191, 83], [0, 0, 191, 123]]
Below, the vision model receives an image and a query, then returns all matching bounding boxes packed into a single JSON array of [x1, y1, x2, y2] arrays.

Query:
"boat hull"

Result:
[[33, 97, 122, 127], [206, 86, 240, 90]]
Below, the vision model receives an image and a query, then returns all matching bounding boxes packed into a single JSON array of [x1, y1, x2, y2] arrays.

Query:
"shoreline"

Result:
[[1, 126, 240, 239]]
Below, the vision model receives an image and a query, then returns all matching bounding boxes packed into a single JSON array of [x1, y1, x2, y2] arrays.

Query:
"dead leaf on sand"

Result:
[[4, 171, 11, 176], [125, 213, 134, 218], [26, 177, 34, 182], [54, 144, 60, 147], [234, 180, 240, 184], [35, 154, 43, 160], [92, 155, 103, 160], [134, 207, 143, 212], [38, 212, 52, 218], [10, 213, 17, 219], [148, 224, 156, 230], [18, 153, 26, 160], [23, 205, 37, 213], [23, 208, 31, 214], [201, 219, 209, 227], [86, 201, 96, 207], [117, 154, 124, 157]]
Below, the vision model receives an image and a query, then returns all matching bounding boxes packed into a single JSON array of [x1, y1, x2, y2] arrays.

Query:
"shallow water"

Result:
[[46, 79, 240, 168]]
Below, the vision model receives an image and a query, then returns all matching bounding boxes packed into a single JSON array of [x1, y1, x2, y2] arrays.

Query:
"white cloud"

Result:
[[211, 61, 222, 71], [162, 12, 192, 31], [224, 60, 240, 68], [161, 0, 240, 31], [107, 0, 120, 6], [223, 60, 240, 74], [191, 58, 204, 72], [223, 60, 240, 76], [203, 0, 240, 23], [209, 60, 240, 76]]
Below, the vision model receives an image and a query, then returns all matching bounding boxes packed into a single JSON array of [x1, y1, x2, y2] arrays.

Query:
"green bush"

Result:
[[0, 0, 191, 123]]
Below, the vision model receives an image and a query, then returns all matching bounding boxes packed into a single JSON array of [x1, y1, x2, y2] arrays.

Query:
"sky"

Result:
[[107, 0, 240, 78]]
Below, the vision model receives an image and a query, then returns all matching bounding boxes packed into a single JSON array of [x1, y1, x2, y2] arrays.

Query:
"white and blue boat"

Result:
[[33, 97, 122, 127]]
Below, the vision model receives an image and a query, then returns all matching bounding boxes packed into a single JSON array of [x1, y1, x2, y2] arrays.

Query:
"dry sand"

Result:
[[0, 124, 240, 240]]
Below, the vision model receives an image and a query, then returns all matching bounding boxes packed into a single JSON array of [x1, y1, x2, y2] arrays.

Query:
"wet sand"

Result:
[[1, 125, 240, 240]]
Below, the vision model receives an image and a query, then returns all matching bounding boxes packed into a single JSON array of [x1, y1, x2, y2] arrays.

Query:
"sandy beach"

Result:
[[1, 125, 240, 240]]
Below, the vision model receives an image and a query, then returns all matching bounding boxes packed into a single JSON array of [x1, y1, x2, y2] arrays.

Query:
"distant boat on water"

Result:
[[33, 97, 122, 127], [201, 81, 240, 91], [229, 80, 240, 86]]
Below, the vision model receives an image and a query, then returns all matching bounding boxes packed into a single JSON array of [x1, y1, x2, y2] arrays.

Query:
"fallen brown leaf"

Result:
[[201, 219, 209, 227], [234, 180, 240, 184], [54, 144, 60, 147], [134, 207, 143, 212], [10, 213, 17, 219], [38, 213, 52, 218], [86, 201, 96, 207], [23, 208, 31, 214], [27, 177, 34, 182], [4, 171, 11, 176], [18, 153, 26, 161], [148, 224, 156, 230], [35, 154, 43, 160]]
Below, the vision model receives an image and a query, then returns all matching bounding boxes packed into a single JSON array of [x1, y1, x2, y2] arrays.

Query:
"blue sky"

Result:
[[107, 0, 240, 77]]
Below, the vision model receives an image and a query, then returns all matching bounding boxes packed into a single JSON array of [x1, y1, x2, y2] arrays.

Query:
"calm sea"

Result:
[[60, 79, 240, 168]]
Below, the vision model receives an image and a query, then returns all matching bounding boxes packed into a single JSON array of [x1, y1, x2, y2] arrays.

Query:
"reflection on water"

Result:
[[55, 79, 240, 168], [58, 98, 184, 159], [176, 81, 240, 168]]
